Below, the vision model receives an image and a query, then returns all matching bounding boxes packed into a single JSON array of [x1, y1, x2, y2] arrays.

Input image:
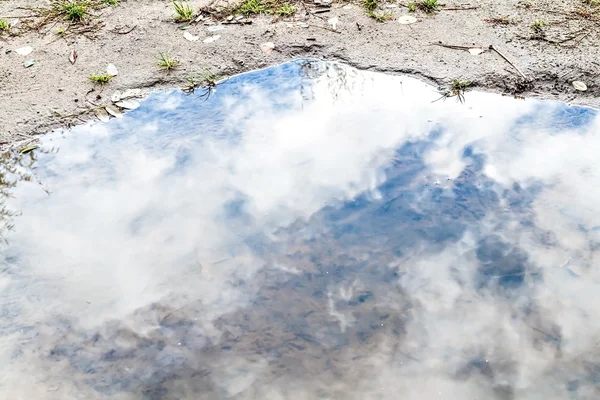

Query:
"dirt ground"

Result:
[[0, 0, 599, 147]]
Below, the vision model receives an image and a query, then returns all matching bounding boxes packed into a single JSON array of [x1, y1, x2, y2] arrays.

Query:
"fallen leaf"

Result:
[[572, 81, 587, 91], [203, 35, 221, 43], [260, 42, 275, 54], [105, 104, 122, 118], [15, 46, 33, 56], [19, 145, 38, 154], [468, 48, 485, 56], [116, 99, 140, 109], [23, 59, 35, 68], [107, 63, 118, 76], [327, 17, 338, 30], [95, 108, 110, 122], [397, 15, 417, 25], [183, 31, 199, 41], [69, 49, 77, 64]]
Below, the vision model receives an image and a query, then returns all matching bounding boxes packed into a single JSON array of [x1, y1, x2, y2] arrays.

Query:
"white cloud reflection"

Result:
[[1, 61, 600, 399]]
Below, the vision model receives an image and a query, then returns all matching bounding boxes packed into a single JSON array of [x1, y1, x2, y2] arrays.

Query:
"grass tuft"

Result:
[[367, 10, 393, 21], [61, 0, 89, 22], [417, 0, 438, 13], [157, 51, 180, 72], [450, 79, 473, 102], [173, 1, 194, 21], [274, 3, 296, 16], [229, 0, 297, 16], [238, 0, 269, 14], [530, 19, 546, 35], [363, 0, 392, 21], [89, 73, 113, 85], [0, 19, 8, 32], [103, 0, 120, 5], [407, 0, 438, 13]]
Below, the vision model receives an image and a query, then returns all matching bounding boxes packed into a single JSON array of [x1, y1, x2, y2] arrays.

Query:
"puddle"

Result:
[[2, 60, 600, 399]]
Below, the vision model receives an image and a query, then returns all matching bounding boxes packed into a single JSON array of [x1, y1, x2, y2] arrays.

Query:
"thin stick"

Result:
[[442, 6, 478, 10], [489, 45, 528, 80], [110, 24, 137, 34], [308, 23, 341, 33], [433, 42, 483, 50]]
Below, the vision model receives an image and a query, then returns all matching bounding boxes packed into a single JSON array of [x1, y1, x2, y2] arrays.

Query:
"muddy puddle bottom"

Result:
[[2, 60, 600, 399]]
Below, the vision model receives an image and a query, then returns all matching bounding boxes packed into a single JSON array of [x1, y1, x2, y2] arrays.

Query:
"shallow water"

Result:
[[1, 60, 600, 399]]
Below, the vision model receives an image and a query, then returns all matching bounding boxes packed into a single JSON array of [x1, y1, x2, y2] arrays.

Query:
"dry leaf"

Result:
[[105, 104, 122, 118], [572, 81, 587, 91], [20, 145, 38, 154], [260, 42, 275, 54], [397, 15, 417, 25], [15, 46, 33, 56], [69, 49, 77, 64], [95, 108, 110, 122], [116, 99, 140, 110], [203, 35, 221, 43], [328, 17, 338, 30], [468, 48, 485, 56], [107, 63, 118, 76], [183, 31, 199, 41]]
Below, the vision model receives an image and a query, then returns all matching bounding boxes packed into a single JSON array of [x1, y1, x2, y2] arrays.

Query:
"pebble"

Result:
[[572, 81, 587, 91], [15, 46, 33, 56]]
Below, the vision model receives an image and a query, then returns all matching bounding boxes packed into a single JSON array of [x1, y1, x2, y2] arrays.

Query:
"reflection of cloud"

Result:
[[2, 60, 600, 399]]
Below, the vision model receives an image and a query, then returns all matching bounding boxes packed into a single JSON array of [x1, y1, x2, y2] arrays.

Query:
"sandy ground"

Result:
[[0, 0, 599, 146]]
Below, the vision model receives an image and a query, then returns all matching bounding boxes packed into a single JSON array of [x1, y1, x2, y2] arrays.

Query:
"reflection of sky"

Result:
[[1, 60, 600, 399]]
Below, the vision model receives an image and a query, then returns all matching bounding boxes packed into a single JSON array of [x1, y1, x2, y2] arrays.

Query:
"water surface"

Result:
[[1, 60, 600, 399]]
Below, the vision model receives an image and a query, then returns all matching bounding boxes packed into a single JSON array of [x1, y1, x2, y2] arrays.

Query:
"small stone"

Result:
[[183, 31, 199, 41], [397, 15, 417, 25], [94, 108, 110, 122], [572, 81, 587, 91], [227, 15, 234, 21], [23, 59, 35, 68], [115, 99, 140, 110], [111, 90, 123, 102], [106, 63, 118, 76], [296, 22, 309, 28], [260, 42, 275, 54], [15, 46, 33, 56], [327, 16, 338, 30], [468, 48, 485, 56]]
